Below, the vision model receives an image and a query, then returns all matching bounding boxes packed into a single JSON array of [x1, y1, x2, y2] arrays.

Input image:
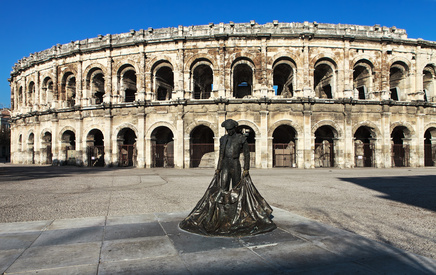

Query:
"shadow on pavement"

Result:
[[339, 175, 436, 212], [0, 165, 135, 182]]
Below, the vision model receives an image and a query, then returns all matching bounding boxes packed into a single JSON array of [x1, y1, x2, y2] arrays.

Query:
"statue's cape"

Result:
[[179, 173, 276, 236]]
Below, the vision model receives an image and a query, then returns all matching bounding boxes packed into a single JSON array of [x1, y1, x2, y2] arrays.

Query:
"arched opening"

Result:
[[236, 125, 255, 168], [117, 128, 136, 167], [354, 126, 375, 167], [353, 61, 372, 100], [154, 64, 174, 101], [28, 133, 35, 164], [62, 73, 76, 107], [61, 130, 76, 165], [233, 63, 253, 98], [423, 65, 435, 102], [314, 126, 336, 167], [42, 132, 52, 164], [18, 86, 23, 107], [86, 129, 105, 167], [27, 82, 35, 107], [193, 64, 213, 99], [42, 77, 53, 106], [272, 125, 297, 167], [190, 125, 214, 168], [151, 126, 174, 168], [87, 68, 105, 104], [391, 126, 410, 167], [18, 134, 22, 152], [273, 62, 294, 97], [119, 66, 137, 102], [390, 62, 408, 101], [424, 128, 436, 166], [314, 60, 335, 99]]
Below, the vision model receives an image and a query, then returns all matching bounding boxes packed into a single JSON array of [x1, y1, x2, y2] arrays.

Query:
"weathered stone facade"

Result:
[[8, 21, 436, 168]]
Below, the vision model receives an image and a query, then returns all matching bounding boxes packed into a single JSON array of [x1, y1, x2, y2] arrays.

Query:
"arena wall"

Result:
[[9, 21, 436, 168]]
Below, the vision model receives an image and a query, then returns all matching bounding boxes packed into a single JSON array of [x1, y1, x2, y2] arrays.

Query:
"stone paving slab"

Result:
[[0, 207, 435, 274]]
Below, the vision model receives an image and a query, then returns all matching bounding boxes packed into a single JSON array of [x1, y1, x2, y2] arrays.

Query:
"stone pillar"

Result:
[[136, 108, 146, 168], [145, 137, 152, 168], [105, 110, 113, 167], [303, 103, 313, 168], [259, 110, 269, 168], [175, 108, 184, 168], [75, 116, 83, 166], [381, 105, 392, 168]]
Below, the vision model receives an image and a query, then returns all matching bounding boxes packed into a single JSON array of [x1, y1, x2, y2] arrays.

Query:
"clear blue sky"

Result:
[[1, 0, 436, 108]]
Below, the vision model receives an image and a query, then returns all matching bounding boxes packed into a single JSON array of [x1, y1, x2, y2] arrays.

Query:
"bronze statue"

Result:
[[179, 119, 276, 236]]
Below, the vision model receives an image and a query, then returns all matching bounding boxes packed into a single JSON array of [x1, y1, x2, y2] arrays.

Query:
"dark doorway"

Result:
[[354, 127, 374, 167], [193, 64, 213, 99], [233, 64, 253, 98], [391, 127, 409, 167], [151, 127, 174, 168], [272, 125, 296, 167], [155, 66, 174, 101], [42, 132, 52, 164], [87, 129, 105, 167], [118, 128, 136, 167], [314, 126, 335, 167], [61, 130, 76, 165], [190, 125, 214, 168], [236, 125, 255, 168], [424, 129, 436, 166]]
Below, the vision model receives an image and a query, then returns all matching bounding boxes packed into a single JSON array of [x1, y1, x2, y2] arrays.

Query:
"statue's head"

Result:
[[221, 119, 238, 136]]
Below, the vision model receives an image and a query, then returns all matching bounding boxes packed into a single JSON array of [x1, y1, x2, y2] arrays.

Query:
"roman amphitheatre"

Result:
[[8, 21, 436, 169]]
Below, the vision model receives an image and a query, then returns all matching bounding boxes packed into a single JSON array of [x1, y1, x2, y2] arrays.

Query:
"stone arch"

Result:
[[41, 76, 54, 105], [40, 129, 53, 164], [271, 52, 302, 68], [116, 126, 137, 167], [85, 64, 106, 104], [424, 124, 436, 166], [151, 60, 174, 101], [313, 124, 338, 168], [39, 128, 52, 140], [268, 119, 302, 138], [391, 123, 413, 167], [353, 59, 375, 99], [271, 122, 298, 168], [117, 64, 137, 102], [313, 57, 338, 99], [312, 120, 342, 138], [27, 131, 35, 164], [231, 57, 256, 98], [115, 123, 138, 139], [86, 128, 105, 167], [150, 125, 174, 168], [147, 55, 175, 71], [236, 119, 261, 137], [146, 121, 177, 139], [185, 120, 218, 138], [389, 60, 410, 101], [27, 81, 36, 106], [423, 64, 436, 102], [390, 122, 415, 138], [352, 121, 381, 138], [60, 71, 76, 106], [272, 57, 297, 97], [186, 55, 216, 71], [190, 58, 214, 99], [189, 124, 215, 168], [58, 126, 76, 140]]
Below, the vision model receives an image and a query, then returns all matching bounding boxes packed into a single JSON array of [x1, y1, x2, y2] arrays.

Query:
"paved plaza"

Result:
[[0, 164, 435, 274]]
